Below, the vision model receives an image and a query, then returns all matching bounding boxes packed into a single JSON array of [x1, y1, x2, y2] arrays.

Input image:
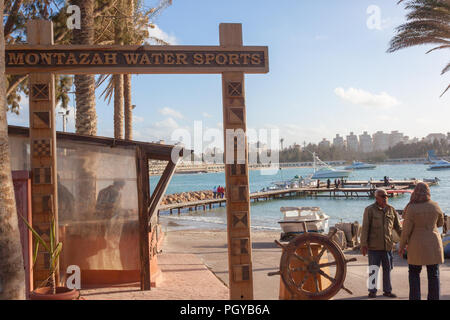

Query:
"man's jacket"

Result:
[[360, 203, 402, 251]]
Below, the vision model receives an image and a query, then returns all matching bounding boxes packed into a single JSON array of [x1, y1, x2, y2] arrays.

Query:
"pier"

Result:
[[158, 179, 428, 215]]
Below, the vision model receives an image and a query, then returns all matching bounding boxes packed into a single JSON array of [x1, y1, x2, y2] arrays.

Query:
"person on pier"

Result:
[[361, 189, 402, 299], [398, 182, 444, 300]]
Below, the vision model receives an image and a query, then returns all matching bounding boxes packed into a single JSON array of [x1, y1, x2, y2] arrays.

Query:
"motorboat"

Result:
[[344, 161, 376, 170], [310, 152, 351, 179], [423, 177, 440, 185], [428, 159, 450, 170], [278, 207, 329, 240]]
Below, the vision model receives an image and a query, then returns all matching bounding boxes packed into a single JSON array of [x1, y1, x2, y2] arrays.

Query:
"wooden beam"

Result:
[[147, 159, 178, 219], [5, 44, 269, 75], [136, 147, 151, 290], [220, 23, 254, 300], [27, 20, 59, 288], [8, 125, 179, 161]]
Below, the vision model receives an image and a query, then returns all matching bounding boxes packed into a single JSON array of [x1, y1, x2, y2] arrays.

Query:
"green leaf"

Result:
[[19, 214, 50, 253]]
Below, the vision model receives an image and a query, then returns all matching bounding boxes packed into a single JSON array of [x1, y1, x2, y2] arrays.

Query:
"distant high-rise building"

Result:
[[372, 131, 390, 151], [389, 130, 404, 148], [346, 132, 359, 152], [359, 131, 373, 153], [426, 133, 446, 143], [318, 138, 331, 149], [333, 134, 344, 148]]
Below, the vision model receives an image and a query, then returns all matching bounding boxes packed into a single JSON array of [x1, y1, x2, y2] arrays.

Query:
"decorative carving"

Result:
[[32, 194, 53, 214], [227, 82, 243, 97], [233, 264, 250, 282], [32, 111, 51, 129], [33, 139, 52, 157], [232, 238, 250, 256], [231, 185, 248, 202], [228, 107, 244, 124], [33, 167, 52, 185], [232, 211, 249, 229], [31, 83, 49, 101], [230, 163, 246, 176]]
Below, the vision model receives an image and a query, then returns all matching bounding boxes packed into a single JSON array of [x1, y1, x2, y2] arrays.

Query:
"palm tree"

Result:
[[388, 0, 450, 96], [0, 0, 26, 300], [124, 1, 135, 140], [124, 74, 132, 140], [72, 0, 97, 135], [97, 0, 173, 139]]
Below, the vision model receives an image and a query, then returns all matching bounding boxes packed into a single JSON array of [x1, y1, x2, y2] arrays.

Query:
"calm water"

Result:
[[153, 164, 450, 231]]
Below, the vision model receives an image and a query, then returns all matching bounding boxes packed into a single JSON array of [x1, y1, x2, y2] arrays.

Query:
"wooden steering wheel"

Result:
[[269, 229, 356, 300]]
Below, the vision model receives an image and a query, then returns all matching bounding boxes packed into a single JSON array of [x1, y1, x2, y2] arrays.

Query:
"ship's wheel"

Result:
[[269, 228, 356, 300]]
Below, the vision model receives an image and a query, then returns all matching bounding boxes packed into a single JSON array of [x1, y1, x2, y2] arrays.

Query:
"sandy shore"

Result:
[[161, 224, 450, 300]]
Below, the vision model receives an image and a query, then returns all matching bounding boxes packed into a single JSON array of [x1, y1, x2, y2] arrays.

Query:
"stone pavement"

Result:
[[80, 253, 228, 300]]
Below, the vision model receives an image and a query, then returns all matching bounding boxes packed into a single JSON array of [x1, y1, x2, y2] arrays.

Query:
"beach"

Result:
[[161, 224, 450, 300]]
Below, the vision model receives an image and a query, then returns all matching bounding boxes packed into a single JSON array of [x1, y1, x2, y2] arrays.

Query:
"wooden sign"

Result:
[[5, 45, 269, 75], [16, 20, 268, 298]]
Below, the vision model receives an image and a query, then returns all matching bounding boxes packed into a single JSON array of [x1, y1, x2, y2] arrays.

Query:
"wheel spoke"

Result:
[[292, 253, 308, 263], [291, 266, 306, 272], [314, 274, 320, 293], [315, 245, 328, 262], [297, 272, 310, 289], [318, 261, 337, 268], [317, 269, 336, 284], [306, 241, 314, 260]]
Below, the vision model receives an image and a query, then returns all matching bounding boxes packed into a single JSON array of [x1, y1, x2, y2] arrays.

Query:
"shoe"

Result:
[[383, 292, 397, 298], [368, 292, 377, 298]]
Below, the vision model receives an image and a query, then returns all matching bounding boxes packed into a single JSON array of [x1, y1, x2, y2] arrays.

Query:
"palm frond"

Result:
[[388, 0, 450, 95]]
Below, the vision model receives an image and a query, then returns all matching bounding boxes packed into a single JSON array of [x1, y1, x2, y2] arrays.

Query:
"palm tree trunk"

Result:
[[124, 74, 132, 140], [0, 0, 26, 300], [114, 74, 124, 139], [73, 0, 97, 136], [123, 1, 134, 140], [72, 0, 98, 216], [113, 1, 125, 140]]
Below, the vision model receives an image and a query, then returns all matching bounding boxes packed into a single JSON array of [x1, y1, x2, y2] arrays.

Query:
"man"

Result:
[[213, 186, 217, 199], [96, 179, 126, 218], [361, 189, 402, 298], [57, 174, 75, 221]]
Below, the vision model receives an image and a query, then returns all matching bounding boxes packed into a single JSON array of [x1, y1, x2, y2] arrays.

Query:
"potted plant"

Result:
[[21, 214, 80, 300]]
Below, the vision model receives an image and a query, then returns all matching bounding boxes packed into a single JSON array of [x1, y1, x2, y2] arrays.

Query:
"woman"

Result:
[[398, 182, 444, 300]]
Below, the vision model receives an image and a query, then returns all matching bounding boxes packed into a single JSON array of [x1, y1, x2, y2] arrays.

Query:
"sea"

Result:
[[152, 164, 450, 231]]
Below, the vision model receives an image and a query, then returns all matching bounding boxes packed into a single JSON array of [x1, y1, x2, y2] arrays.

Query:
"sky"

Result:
[[7, 0, 450, 150]]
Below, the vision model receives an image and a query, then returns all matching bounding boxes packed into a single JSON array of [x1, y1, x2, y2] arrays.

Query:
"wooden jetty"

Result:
[[158, 182, 419, 215]]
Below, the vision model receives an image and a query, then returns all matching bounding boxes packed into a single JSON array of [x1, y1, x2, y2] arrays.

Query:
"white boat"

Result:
[[278, 207, 329, 239], [310, 152, 351, 179], [344, 161, 376, 170], [428, 159, 450, 171]]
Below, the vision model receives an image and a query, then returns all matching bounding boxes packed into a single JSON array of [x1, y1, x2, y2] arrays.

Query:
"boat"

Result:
[[310, 152, 351, 179], [344, 161, 376, 170], [278, 207, 329, 241], [423, 177, 440, 185], [427, 159, 450, 171], [424, 150, 439, 165]]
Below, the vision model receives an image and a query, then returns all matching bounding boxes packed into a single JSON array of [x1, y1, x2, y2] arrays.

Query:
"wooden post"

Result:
[[136, 147, 151, 290], [220, 23, 254, 300], [27, 20, 59, 288]]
